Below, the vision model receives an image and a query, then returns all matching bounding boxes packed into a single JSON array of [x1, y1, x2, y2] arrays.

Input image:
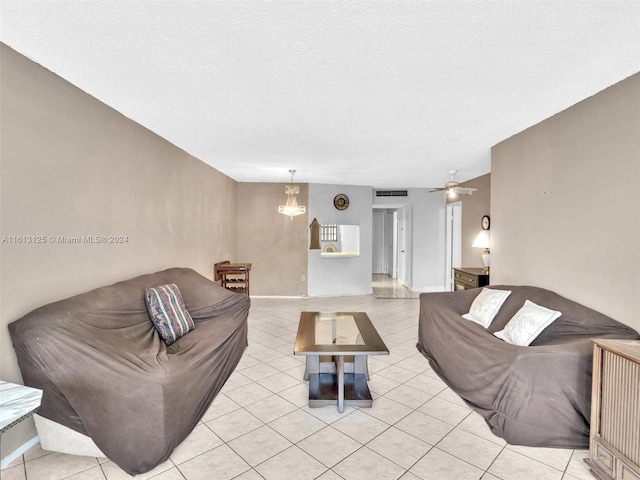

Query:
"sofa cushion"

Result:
[[462, 288, 511, 327], [145, 283, 195, 345], [494, 300, 562, 346]]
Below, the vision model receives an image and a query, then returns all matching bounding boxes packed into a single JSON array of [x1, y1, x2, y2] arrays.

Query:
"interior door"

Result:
[[445, 202, 462, 291], [397, 205, 412, 288], [372, 212, 384, 274]]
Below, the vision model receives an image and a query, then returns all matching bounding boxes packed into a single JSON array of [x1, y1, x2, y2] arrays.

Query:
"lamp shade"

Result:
[[472, 230, 490, 249]]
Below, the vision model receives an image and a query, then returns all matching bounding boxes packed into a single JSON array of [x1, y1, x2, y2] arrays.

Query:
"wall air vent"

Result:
[[375, 190, 408, 197]]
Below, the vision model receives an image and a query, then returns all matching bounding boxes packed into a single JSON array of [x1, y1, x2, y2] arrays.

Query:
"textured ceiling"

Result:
[[1, 1, 639, 188]]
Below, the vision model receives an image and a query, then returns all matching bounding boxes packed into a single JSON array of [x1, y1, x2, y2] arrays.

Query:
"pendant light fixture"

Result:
[[278, 169, 306, 219]]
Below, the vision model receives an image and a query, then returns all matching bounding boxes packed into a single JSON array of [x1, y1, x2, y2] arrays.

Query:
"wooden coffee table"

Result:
[[293, 312, 389, 412]]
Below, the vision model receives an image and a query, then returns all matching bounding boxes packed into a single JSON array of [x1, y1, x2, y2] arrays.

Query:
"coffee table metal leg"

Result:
[[337, 355, 345, 413]]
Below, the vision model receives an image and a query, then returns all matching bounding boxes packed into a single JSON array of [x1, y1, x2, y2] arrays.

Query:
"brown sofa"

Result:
[[416, 285, 639, 448], [9, 267, 250, 475]]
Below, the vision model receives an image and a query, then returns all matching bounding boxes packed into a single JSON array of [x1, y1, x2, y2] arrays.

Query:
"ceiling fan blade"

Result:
[[428, 187, 446, 193], [452, 186, 478, 195]]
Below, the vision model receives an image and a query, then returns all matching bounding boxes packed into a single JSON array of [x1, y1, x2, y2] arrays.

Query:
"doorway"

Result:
[[445, 202, 462, 291]]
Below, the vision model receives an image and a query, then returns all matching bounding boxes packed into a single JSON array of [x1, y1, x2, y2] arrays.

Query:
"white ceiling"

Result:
[[1, 1, 639, 188]]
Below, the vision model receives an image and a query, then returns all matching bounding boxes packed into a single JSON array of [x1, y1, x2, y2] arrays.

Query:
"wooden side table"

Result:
[[453, 267, 490, 291], [214, 261, 252, 296], [585, 339, 640, 480]]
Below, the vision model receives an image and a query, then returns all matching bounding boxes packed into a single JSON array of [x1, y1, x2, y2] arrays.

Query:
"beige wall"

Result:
[[448, 174, 491, 268], [236, 183, 308, 296], [0, 44, 238, 457], [491, 73, 640, 332]]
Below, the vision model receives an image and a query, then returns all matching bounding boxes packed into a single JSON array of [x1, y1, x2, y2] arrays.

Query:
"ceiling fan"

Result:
[[429, 169, 477, 196]]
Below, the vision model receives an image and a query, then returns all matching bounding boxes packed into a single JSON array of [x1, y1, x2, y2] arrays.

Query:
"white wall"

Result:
[[307, 184, 373, 296], [408, 189, 447, 291], [373, 189, 447, 292]]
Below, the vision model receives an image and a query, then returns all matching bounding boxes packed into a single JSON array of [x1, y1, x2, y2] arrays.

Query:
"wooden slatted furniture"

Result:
[[214, 261, 251, 296], [586, 339, 640, 480]]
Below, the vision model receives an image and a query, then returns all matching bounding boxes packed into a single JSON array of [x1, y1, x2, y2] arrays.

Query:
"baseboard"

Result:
[[411, 286, 447, 293], [0, 435, 39, 469]]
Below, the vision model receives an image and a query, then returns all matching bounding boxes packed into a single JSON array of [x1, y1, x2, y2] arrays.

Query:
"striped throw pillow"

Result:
[[145, 284, 195, 345]]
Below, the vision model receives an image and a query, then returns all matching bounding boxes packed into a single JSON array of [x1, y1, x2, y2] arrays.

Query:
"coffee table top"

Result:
[[294, 312, 389, 356]]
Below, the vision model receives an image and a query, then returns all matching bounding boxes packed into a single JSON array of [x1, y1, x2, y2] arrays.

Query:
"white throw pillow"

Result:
[[494, 300, 562, 346], [462, 288, 512, 328]]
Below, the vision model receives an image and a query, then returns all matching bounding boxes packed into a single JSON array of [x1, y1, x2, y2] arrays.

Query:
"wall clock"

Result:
[[482, 215, 490, 230], [334, 194, 349, 211]]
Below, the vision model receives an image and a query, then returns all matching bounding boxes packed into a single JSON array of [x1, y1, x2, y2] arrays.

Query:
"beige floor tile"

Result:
[[238, 362, 280, 381], [270, 354, 303, 369], [277, 383, 310, 407], [395, 410, 453, 446], [3, 454, 24, 468], [297, 427, 361, 468], [23, 445, 51, 462], [410, 448, 483, 480], [366, 426, 432, 469], [419, 396, 472, 426], [205, 408, 263, 442], [244, 394, 298, 423], [361, 396, 413, 425], [316, 470, 344, 480], [399, 472, 422, 480], [488, 448, 563, 480], [25, 452, 98, 480], [235, 354, 262, 370], [437, 428, 503, 470], [254, 446, 327, 480], [268, 409, 326, 443], [368, 374, 402, 396], [255, 371, 302, 393], [333, 447, 406, 480], [403, 373, 448, 396], [101, 458, 174, 480], [233, 469, 266, 480], [506, 444, 572, 471], [302, 404, 357, 425], [457, 412, 507, 447], [145, 468, 184, 480], [563, 450, 592, 480], [1, 464, 26, 480], [331, 410, 390, 444], [481, 474, 502, 480], [224, 382, 274, 407], [393, 355, 431, 374], [436, 388, 470, 408], [65, 465, 106, 479], [200, 393, 241, 423], [169, 424, 223, 465], [178, 444, 250, 480], [383, 384, 433, 410], [228, 425, 292, 466], [220, 371, 253, 393], [233, 469, 264, 480], [375, 365, 419, 384]]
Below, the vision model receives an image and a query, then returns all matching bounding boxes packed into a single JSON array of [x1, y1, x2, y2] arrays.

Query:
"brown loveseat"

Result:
[[9, 267, 250, 475], [416, 285, 639, 448]]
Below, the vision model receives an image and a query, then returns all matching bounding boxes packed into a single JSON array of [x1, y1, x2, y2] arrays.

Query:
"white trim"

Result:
[[410, 285, 447, 293], [0, 435, 39, 469]]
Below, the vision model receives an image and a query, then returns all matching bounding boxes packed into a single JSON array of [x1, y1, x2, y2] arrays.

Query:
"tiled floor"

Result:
[[372, 274, 420, 299], [2, 295, 594, 480]]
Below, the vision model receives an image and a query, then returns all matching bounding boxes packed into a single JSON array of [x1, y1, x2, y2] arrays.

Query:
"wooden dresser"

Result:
[[586, 339, 640, 480], [452, 267, 490, 291]]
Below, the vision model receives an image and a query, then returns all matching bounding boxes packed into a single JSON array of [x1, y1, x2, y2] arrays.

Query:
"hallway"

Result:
[[372, 274, 420, 299]]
